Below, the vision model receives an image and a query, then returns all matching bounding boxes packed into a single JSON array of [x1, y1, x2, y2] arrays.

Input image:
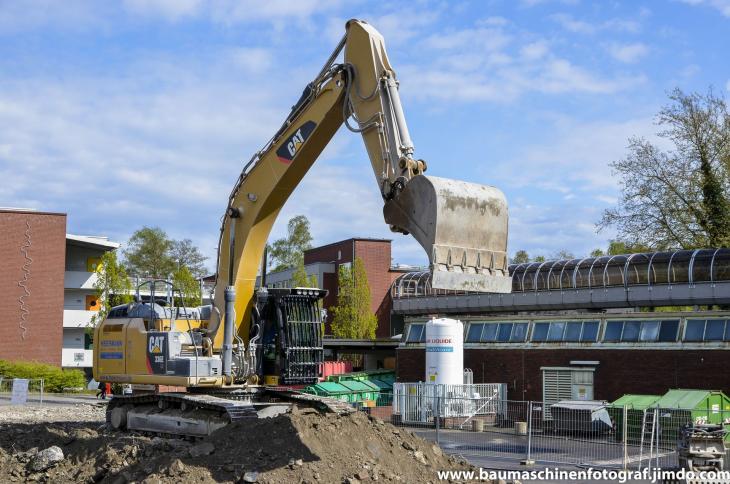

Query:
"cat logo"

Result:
[[147, 333, 168, 374], [276, 121, 316, 164], [148, 335, 164, 354]]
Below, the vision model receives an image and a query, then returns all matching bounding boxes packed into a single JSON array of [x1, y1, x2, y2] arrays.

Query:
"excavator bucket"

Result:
[[383, 175, 511, 293]]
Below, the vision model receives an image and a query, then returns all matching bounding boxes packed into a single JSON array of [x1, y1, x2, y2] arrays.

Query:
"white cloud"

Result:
[[489, 116, 658, 194], [479, 16, 508, 26], [0, 0, 347, 33], [228, 48, 273, 74], [520, 41, 549, 60], [402, 56, 644, 103], [606, 42, 649, 63], [550, 13, 641, 34], [0, 0, 109, 33], [679, 0, 730, 17], [519, 0, 580, 7], [488, 116, 663, 257], [399, 17, 645, 104], [423, 27, 510, 52], [123, 0, 203, 21]]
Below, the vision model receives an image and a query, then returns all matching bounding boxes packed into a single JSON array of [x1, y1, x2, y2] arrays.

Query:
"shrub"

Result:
[[0, 360, 86, 393]]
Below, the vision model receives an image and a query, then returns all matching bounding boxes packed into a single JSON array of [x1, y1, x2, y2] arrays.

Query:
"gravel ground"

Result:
[[0, 403, 106, 424]]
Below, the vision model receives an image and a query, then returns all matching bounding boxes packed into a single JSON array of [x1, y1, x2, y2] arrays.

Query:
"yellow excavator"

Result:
[[93, 19, 510, 436]]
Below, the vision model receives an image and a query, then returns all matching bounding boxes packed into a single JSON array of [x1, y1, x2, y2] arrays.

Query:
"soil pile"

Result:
[[0, 404, 474, 483]]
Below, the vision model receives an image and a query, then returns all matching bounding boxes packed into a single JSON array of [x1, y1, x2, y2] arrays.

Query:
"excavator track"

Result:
[[105, 388, 354, 437], [265, 388, 356, 415]]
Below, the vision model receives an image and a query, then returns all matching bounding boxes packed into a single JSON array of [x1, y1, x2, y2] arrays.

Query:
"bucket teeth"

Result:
[[383, 175, 511, 293]]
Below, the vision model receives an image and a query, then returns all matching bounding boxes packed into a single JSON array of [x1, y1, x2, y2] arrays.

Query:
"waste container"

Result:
[[608, 394, 661, 443]]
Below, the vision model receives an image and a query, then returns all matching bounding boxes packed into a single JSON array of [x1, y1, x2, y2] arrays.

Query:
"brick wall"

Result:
[[304, 238, 398, 337], [397, 347, 730, 402], [0, 211, 66, 366], [354, 240, 392, 337]]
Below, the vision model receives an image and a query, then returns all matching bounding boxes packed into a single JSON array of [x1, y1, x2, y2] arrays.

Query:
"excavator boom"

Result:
[[94, 20, 510, 432], [210, 19, 510, 349]]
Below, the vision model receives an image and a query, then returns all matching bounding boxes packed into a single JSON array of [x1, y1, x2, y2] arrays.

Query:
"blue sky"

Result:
[[1, 0, 729, 272]]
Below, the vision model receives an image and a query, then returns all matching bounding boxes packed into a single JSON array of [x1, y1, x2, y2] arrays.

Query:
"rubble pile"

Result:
[[0, 404, 473, 483]]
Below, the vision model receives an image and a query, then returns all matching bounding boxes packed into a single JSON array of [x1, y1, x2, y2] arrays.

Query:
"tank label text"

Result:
[[426, 346, 454, 352]]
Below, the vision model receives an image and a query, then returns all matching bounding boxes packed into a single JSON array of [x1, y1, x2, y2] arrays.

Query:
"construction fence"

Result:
[[357, 384, 730, 471], [0, 378, 45, 405]]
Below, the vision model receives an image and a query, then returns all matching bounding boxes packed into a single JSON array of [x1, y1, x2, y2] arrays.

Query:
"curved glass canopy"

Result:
[[391, 248, 730, 298]]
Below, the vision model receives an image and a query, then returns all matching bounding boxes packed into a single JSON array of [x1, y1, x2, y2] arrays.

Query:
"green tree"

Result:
[[331, 258, 377, 339], [124, 226, 176, 277], [599, 88, 730, 249], [291, 258, 310, 287], [553, 250, 575, 260], [590, 248, 605, 257], [91, 251, 133, 326], [606, 240, 651, 255], [172, 266, 202, 308], [511, 250, 530, 264], [170, 239, 208, 278], [533, 255, 546, 263], [290, 257, 319, 288], [268, 215, 313, 272]]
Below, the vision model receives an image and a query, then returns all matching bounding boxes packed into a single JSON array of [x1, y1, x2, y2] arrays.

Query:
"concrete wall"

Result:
[[0, 210, 66, 365], [63, 328, 85, 349]]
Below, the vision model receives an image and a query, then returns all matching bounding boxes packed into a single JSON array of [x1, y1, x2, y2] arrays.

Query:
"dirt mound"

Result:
[[0, 404, 473, 483]]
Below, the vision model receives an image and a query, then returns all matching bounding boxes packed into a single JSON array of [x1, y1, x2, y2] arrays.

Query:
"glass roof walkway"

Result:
[[391, 249, 730, 314]]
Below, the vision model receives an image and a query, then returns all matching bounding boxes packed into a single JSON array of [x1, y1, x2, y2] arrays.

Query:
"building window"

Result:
[[547, 322, 566, 341], [604, 321, 623, 341], [510, 323, 528, 342], [581, 322, 599, 342], [658, 320, 679, 341], [338, 250, 341, 260], [405, 323, 425, 343], [684, 319, 729, 342], [531, 321, 600, 342], [465, 323, 483, 342], [465, 322, 528, 343], [604, 320, 680, 342]]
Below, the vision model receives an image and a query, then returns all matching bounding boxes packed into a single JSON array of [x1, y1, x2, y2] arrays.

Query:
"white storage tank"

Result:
[[425, 317, 464, 385]]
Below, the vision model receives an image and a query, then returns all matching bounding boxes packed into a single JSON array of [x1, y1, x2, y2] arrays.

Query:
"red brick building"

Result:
[[0, 209, 66, 366], [265, 238, 412, 337]]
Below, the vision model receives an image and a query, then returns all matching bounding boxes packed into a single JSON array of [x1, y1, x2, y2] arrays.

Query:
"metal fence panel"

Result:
[[0, 377, 45, 405], [363, 395, 730, 472]]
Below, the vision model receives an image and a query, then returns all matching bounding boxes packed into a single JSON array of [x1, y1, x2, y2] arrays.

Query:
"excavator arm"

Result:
[[208, 20, 510, 369]]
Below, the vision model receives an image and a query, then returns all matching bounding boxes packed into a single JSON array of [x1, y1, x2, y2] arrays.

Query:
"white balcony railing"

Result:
[[64, 271, 98, 290], [61, 348, 93, 368], [63, 309, 96, 328]]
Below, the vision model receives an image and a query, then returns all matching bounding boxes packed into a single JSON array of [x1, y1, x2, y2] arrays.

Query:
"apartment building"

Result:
[[0, 208, 118, 372]]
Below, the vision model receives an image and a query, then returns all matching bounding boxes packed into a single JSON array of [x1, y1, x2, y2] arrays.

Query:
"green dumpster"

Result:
[[327, 369, 395, 383], [608, 394, 661, 443], [653, 389, 730, 444], [367, 378, 393, 406], [338, 380, 379, 403], [304, 382, 352, 402]]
